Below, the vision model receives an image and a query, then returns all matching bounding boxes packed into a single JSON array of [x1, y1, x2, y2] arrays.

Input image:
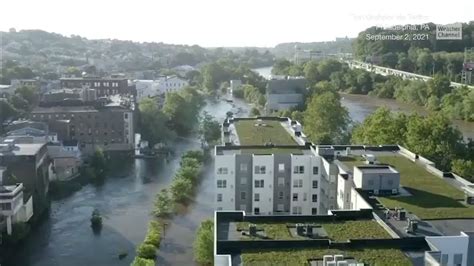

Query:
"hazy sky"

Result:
[[1, 0, 473, 47]]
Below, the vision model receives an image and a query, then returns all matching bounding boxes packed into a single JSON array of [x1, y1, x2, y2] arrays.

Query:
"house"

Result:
[[265, 77, 306, 113], [47, 143, 81, 181], [352, 165, 400, 195], [60, 76, 135, 97], [0, 84, 15, 98]]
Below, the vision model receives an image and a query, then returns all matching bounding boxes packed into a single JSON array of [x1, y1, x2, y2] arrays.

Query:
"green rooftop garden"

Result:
[[234, 120, 297, 145], [376, 156, 474, 220], [236, 220, 391, 241], [241, 148, 303, 155], [241, 247, 411, 266]]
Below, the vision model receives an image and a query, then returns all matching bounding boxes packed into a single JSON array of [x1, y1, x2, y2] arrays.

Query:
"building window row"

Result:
[[293, 166, 304, 174], [293, 179, 303, 188], [217, 179, 227, 188], [217, 167, 228, 174], [254, 166, 266, 174], [254, 179, 264, 188]]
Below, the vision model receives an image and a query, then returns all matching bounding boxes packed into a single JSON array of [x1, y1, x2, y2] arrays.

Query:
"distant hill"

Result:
[[272, 38, 354, 59]]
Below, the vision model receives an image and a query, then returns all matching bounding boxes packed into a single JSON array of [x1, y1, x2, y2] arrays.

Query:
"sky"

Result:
[[0, 0, 473, 47]]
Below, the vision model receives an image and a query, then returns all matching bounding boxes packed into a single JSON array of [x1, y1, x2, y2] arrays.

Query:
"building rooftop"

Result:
[[215, 211, 425, 266], [266, 78, 307, 94], [0, 142, 45, 156], [355, 165, 399, 174], [234, 119, 297, 146]]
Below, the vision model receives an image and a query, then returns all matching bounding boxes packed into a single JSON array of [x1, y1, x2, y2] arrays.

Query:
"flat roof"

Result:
[[355, 165, 398, 174], [0, 143, 45, 156], [233, 119, 297, 146]]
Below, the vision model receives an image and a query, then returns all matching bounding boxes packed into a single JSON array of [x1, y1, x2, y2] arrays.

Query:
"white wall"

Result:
[[215, 155, 236, 211], [252, 155, 274, 215], [426, 234, 469, 266], [290, 155, 322, 215]]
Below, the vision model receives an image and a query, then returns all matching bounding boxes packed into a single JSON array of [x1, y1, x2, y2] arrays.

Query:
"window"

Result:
[[254, 180, 264, 188], [292, 193, 298, 201], [312, 208, 318, 215], [254, 166, 266, 174], [240, 192, 246, 200], [278, 163, 285, 173], [0, 202, 12, 210], [293, 179, 303, 188], [254, 207, 260, 214], [217, 180, 227, 188], [254, 193, 260, 202], [293, 166, 304, 174], [217, 194, 223, 202], [312, 180, 318, 189], [453, 253, 462, 266], [278, 191, 284, 200], [303, 193, 307, 201], [240, 177, 247, 185], [217, 167, 228, 174], [312, 194, 318, 202], [277, 204, 284, 212], [278, 177, 285, 186], [313, 166, 319, 175], [292, 206, 302, 214], [240, 163, 248, 172]]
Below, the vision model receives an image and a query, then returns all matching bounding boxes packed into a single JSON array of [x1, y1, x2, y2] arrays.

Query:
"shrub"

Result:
[[153, 189, 174, 217], [136, 243, 156, 260], [170, 177, 193, 202], [143, 221, 162, 248], [193, 219, 214, 265], [452, 159, 474, 181], [130, 257, 155, 266], [182, 150, 205, 163]]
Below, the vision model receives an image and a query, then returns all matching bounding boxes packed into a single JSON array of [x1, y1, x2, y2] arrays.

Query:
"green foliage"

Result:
[[89, 148, 107, 180], [143, 221, 162, 248], [138, 98, 175, 146], [182, 150, 205, 163], [162, 92, 197, 135], [451, 159, 474, 181], [170, 177, 193, 202], [272, 59, 292, 75], [153, 189, 174, 217], [193, 219, 214, 265], [15, 86, 39, 106], [0, 60, 35, 84], [250, 107, 260, 116], [200, 112, 221, 144], [352, 108, 469, 172], [130, 257, 155, 266], [352, 107, 407, 145], [0, 99, 18, 124], [136, 243, 156, 260], [90, 209, 103, 228], [180, 157, 201, 170], [303, 91, 350, 144], [242, 84, 265, 108]]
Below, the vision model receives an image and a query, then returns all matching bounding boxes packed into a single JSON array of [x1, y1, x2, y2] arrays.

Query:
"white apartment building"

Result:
[[215, 117, 338, 215], [135, 76, 189, 100]]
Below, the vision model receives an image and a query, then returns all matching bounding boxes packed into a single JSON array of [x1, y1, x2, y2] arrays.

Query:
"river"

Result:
[[253, 66, 474, 140], [6, 97, 250, 266]]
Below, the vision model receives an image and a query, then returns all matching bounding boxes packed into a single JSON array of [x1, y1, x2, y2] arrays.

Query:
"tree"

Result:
[[405, 114, 464, 170], [138, 98, 175, 146], [303, 92, 350, 144], [272, 59, 292, 75], [136, 244, 156, 260], [170, 177, 193, 202], [15, 86, 38, 107], [193, 219, 214, 265], [427, 74, 451, 98], [90, 148, 107, 180], [352, 107, 407, 145], [131, 257, 155, 266], [0, 99, 18, 125], [250, 107, 260, 116], [451, 159, 474, 181], [304, 61, 321, 85], [162, 92, 197, 135], [153, 189, 174, 217], [200, 112, 221, 144]]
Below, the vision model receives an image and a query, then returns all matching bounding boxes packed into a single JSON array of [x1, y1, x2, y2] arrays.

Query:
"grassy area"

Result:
[[242, 247, 411, 266], [377, 156, 474, 219], [337, 155, 366, 171], [234, 120, 296, 145], [236, 220, 390, 241]]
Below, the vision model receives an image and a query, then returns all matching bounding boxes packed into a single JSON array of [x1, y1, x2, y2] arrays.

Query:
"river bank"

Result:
[[5, 97, 250, 266]]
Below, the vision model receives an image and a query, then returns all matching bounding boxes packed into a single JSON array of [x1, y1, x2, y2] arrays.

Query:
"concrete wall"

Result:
[[353, 167, 399, 192], [215, 154, 236, 211], [426, 234, 469, 266]]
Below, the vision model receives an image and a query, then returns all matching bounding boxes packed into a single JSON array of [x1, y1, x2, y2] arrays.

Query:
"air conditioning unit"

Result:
[[374, 189, 379, 195], [392, 188, 398, 194]]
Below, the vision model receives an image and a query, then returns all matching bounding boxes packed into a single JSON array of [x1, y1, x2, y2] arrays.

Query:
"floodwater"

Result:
[[6, 97, 250, 266]]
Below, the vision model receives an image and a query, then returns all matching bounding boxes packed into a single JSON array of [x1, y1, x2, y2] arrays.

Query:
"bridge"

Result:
[[345, 60, 474, 89]]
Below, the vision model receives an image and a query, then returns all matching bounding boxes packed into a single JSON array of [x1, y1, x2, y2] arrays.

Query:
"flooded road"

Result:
[[7, 97, 250, 266]]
